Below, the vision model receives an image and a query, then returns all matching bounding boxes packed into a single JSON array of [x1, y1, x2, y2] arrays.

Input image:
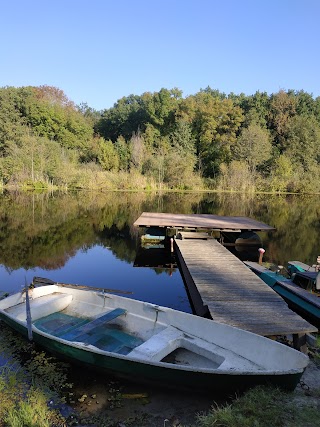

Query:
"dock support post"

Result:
[[292, 333, 308, 353]]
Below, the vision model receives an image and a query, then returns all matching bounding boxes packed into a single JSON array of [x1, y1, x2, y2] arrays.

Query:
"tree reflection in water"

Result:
[[0, 191, 319, 310]]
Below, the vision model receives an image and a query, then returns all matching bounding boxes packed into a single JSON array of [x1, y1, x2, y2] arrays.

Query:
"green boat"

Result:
[[287, 260, 318, 275], [0, 280, 309, 393], [244, 261, 320, 328]]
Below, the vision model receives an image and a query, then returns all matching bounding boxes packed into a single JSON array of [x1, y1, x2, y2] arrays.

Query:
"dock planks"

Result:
[[175, 238, 317, 337], [134, 212, 275, 231]]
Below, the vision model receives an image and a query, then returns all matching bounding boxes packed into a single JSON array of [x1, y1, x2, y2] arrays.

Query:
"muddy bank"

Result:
[[65, 358, 320, 427], [62, 366, 217, 427]]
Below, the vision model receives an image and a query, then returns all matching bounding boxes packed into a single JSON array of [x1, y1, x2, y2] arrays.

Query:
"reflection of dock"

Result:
[[133, 246, 176, 272], [175, 238, 317, 344]]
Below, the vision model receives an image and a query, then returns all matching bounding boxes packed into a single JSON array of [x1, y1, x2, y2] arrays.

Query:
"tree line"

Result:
[[0, 85, 319, 192]]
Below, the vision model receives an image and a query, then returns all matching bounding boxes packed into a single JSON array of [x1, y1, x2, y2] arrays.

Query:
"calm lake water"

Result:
[[0, 190, 319, 311], [0, 190, 319, 421]]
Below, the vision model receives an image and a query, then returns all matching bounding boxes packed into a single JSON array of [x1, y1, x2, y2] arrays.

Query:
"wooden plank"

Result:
[[179, 231, 212, 239], [61, 308, 126, 341], [175, 239, 317, 337]]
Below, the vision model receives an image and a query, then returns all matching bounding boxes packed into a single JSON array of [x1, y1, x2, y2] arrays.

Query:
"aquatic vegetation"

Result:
[[3, 386, 64, 427], [0, 324, 69, 426], [0, 363, 65, 427]]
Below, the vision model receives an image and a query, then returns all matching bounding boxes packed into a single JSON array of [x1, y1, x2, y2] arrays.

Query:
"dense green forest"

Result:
[[0, 85, 319, 192]]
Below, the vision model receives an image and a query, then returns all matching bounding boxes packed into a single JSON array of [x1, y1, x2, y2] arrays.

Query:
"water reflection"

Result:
[[0, 191, 319, 311]]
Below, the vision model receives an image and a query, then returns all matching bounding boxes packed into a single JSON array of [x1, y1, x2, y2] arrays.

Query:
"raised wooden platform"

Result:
[[134, 212, 275, 231], [175, 239, 317, 338]]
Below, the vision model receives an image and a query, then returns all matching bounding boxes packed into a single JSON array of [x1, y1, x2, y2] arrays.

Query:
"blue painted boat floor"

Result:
[[34, 312, 144, 355], [34, 312, 89, 336]]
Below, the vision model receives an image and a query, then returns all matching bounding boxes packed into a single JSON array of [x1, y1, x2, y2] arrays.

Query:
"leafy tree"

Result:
[[269, 154, 295, 192], [142, 88, 181, 134], [285, 115, 320, 171], [24, 90, 93, 151], [0, 131, 80, 187], [114, 135, 130, 171], [234, 123, 272, 172], [77, 102, 102, 126], [170, 119, 195, 155], [200, 86, 227, 99], [97, 138, 119, 171], [130, 131, 145, 172], [182, 92, 243, 177], [142, 123, 161, 152], [0, 86, 31, 154], [163, 148, 198, 189], [218, 160, 256, 192], [295, 90, 317, 117], [314, 96, 320, 123], [240, 91, 270, 128], [268, 90, 296, 151], [95, 94, 147, 141]]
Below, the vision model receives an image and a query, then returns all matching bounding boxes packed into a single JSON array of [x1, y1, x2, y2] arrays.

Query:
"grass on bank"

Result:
[[0, 364, 65, 427], [195, 385, 320, 427], [196, 336, 320, 427]]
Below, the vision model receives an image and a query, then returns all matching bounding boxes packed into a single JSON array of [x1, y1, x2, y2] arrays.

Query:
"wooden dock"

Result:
[[174, 238, 317, 340], [134, 212, 275, 231]]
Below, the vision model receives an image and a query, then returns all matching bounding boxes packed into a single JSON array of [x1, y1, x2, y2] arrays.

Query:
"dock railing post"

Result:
[[258, 248, 265, 265]]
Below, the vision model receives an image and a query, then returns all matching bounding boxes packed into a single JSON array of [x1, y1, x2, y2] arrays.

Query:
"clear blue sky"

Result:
[[1, 0, 319, 110]]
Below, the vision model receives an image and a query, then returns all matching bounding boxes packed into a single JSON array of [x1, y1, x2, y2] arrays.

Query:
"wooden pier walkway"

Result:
[[175, 238, 317, 339], [134, 212, 275, 231]]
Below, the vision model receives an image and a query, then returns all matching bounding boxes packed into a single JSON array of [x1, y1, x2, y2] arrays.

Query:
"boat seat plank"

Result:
[[128, 326, 184, 362], [60, 308, 126, 341], [34, 312, 89, 337], [6, 293, 73, 322], [128, 326, 261, 370]]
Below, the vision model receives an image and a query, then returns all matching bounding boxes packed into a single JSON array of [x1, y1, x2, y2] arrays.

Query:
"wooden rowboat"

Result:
[[0, 281, 309, 392]]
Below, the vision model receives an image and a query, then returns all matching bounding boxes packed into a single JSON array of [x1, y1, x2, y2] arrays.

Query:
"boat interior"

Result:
[[2, 288, 267, 372], [291, 271, 320, 293]]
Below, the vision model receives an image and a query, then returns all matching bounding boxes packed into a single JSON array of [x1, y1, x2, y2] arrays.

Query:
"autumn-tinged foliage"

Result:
[[0, 85, 319, 192]]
